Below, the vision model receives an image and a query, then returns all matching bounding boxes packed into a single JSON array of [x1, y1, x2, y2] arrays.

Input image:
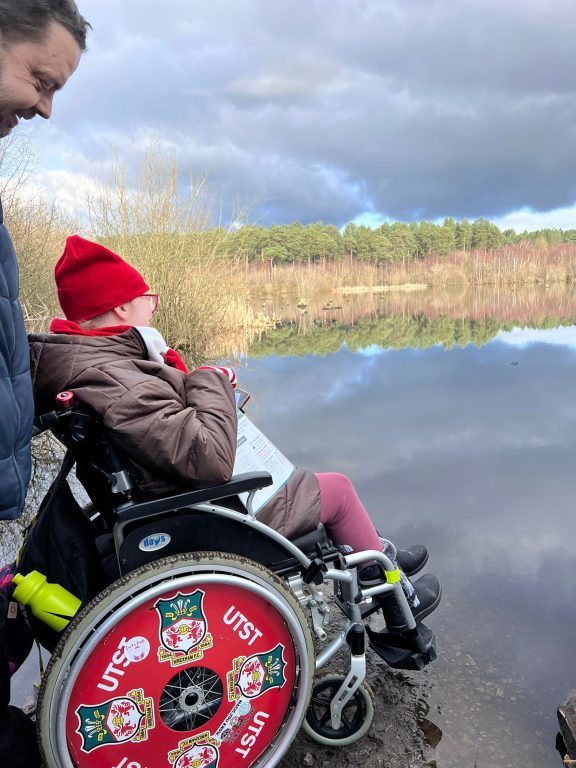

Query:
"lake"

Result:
[[8, 284, 576, 766], [237, 309, 576, 767]]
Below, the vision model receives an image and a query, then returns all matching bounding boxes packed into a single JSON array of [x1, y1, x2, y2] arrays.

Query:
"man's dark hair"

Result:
[[0, 0, 90, 51]]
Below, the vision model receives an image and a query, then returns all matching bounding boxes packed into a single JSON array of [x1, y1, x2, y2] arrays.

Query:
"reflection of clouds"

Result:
[[355, 344, 388, 357], [496, 324, 576, 348], [243, 334, 576, 759]]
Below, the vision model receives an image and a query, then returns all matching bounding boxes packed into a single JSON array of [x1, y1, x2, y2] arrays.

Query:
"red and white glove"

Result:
[[161, 348, 189, 373], [196, 365, 237, 389]]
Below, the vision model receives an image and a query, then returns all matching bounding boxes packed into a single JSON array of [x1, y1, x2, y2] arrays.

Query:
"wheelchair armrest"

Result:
[[114, 471, 273, 523]]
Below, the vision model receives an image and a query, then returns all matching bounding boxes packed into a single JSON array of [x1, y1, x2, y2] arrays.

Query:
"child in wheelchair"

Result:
[[11, 235, 445, 763], [26, 235, 441, 635]]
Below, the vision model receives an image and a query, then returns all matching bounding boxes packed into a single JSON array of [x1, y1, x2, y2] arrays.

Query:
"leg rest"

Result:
[[366, 623, 437, 671]]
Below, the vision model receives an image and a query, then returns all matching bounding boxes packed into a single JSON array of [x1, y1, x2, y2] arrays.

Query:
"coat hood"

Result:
[[29, 327, 147, 415]]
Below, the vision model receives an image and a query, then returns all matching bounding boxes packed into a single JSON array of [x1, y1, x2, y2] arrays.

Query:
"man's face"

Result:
[[0, 21, 81, 138]]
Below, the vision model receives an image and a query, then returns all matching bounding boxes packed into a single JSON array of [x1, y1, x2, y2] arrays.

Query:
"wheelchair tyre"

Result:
[[302, 674, 375, 746], [37, 551, 315, 768]]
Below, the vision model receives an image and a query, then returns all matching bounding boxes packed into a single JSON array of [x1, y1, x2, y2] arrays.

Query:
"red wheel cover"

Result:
[[66, 579, 298, 768]]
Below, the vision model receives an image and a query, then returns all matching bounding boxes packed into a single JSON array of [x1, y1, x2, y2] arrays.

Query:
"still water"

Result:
[[238, 322, 576, 768]]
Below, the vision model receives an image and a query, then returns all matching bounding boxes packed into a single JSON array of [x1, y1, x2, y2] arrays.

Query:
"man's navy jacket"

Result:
[[0, 198, 33, 519]]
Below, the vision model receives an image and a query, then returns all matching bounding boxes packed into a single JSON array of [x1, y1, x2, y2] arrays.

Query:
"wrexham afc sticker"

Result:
[[75, 687, 154, 753], [168, 731, 220, 768], [155, 590, 213, 666], [227, 643, 287, 700]]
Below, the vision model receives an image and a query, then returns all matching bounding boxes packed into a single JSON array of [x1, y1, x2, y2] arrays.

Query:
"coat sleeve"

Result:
[[99, 367, 238, 485]]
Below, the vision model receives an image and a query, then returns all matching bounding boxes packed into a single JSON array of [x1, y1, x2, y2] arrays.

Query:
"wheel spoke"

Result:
[[319, 707, 332, 727]]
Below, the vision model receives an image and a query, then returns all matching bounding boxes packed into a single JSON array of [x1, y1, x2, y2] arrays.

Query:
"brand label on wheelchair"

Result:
[[155, 590, 214, 666], [138, 532, 171, 552], [226, 644, 287, 700], [168, 731, 220, 768], [74, 687, 154, 753]]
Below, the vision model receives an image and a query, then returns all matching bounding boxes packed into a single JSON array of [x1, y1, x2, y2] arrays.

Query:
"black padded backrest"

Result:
[[47, 407, 138, 524]]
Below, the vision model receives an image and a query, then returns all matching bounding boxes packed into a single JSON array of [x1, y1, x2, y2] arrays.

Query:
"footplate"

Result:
[[366, 623, 437, 671]]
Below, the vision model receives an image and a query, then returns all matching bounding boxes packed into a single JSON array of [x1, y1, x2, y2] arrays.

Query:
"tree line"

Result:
[[217, 219, 576, 266]]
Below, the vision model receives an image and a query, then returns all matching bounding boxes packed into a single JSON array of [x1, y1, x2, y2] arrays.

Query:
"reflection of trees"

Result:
[[254, 282, 576, 329], [248, 313, 576, 358]]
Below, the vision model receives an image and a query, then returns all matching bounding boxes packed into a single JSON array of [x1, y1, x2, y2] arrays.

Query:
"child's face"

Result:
[[122, 294, 156, 327]]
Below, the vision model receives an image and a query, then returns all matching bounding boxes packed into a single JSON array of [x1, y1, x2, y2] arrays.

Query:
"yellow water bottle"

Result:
[[12, 571, 81, 632]]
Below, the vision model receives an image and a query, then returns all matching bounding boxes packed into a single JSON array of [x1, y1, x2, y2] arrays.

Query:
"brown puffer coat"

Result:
[[28, 328, 321, 539]]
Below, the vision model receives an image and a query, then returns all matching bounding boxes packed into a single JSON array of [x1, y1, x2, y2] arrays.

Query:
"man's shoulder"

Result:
[[0, 212, 18, 300]]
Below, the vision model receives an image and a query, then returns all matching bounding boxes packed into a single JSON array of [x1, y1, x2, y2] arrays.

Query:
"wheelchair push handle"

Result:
[[56, 391, 76, 410], [32, 392, 79, 436]]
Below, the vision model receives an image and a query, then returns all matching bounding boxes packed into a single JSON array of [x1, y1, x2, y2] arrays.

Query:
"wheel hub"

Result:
[[159, 666, 224, 731]]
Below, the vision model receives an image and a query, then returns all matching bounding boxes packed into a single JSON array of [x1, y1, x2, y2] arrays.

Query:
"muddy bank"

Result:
[[280, 601, 436, 768], [281, 659, 433, 768]]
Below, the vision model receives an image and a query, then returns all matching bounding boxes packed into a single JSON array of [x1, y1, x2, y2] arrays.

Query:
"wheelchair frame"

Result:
[[29, 401, 436, 767]]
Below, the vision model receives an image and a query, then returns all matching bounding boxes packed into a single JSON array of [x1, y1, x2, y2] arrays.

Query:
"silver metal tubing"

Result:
[[361, 582, 395, 598], [197, 503, 312, 566], [315, 627, 351, 670], [323, 567, 354, 584], [343, 549, 416, 631], [343, 549, 396, 570]]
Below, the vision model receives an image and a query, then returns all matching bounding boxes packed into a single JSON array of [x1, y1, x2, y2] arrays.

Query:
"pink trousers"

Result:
[[316, 472, 382, 552]]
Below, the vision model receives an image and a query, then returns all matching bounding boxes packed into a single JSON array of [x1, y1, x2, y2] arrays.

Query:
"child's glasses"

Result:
[[141, 293, 159, 313]]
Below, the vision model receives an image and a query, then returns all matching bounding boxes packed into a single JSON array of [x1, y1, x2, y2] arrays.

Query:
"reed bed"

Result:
[[242, 241, 576, 299]]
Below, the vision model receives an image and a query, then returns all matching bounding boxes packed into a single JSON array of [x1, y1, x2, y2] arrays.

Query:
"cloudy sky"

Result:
[[10, 0, 576, 229]]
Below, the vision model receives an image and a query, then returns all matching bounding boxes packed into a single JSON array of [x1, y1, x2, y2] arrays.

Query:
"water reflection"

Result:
[[246, 283, 576, 358], [239, 325, 576, 767]]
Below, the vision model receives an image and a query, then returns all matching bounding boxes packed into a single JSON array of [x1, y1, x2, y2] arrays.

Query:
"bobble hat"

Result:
[[55, 235, 150, 322]]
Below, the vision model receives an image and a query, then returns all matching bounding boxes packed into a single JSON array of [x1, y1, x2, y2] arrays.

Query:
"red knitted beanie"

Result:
[[55, 235, 150, 321]]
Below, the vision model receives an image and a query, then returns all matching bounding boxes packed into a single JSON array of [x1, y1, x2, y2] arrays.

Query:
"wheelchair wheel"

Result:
[[303, 674, 375, 746], [37, 551, 314, 768]]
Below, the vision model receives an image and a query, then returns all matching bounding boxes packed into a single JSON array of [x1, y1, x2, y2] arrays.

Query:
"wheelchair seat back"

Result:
[[38, 404, 339, 578]]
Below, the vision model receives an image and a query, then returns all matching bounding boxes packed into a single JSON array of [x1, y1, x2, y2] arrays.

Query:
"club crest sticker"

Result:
[[168, 731, 220, 768], [155, 590, 213, 666], [227, 643, 287, 700], [75, 687, 154, 753]]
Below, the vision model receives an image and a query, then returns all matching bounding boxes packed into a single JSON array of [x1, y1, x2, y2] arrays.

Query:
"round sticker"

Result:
[[123, 635, 150, 663]]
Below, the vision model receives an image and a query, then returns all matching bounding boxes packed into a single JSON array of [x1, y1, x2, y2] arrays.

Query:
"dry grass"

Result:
[[85, 143, 253, 363], [242, 242, 576, 300]]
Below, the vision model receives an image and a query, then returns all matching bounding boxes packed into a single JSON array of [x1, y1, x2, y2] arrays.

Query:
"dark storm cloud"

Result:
[[42, 0, 576, 224]]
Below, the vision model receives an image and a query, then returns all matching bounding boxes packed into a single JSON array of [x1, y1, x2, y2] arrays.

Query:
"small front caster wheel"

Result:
[[302, 674, 375, 746]]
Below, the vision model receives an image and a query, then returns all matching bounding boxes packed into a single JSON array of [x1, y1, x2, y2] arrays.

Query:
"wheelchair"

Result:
[[25, 394, 438, 768]]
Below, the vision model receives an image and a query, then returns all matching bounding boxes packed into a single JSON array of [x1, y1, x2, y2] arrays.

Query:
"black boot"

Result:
[[378, 574, 442, 633], [396, 544, 428, 577], [358, 542, 428, 585]]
